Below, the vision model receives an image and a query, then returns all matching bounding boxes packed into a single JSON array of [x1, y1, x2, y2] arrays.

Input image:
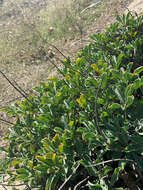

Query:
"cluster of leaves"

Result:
[[0, 12, 143, 190]]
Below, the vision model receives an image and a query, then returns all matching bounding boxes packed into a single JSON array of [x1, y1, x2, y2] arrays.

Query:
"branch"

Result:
[[85, 158, 134, 167], [0, 118, 15, 125], [30, 23, 67, 59], [58, 163, 80, 190], [0, 183, 26, 187], [81, 0, 101, 14], [12, 80, 28, 96], [2, 185, 7, 190], [45, 56, 65, 78], [74, 176, 90, 190], [0, 71, 32, 104]]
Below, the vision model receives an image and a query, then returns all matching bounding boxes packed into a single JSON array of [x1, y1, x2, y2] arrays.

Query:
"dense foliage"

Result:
[[0, 12, 143, 190]]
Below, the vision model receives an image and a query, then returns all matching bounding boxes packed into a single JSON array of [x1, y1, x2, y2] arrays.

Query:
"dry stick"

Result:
[[31, 23, 67, 59], [37, 29, 86, 78], [47, 41, 67, 59], [11, 7, 84, 79], [0, 87, 36, 109], [0, 183, 26, 187], [1, 185, 7, 190], [85, 158, 134, 167], [26, 21, 67, 59], [16, 16, 67, 76], [81, 0, 101, 14], [45, 56, 65, 78], [73, 176, 90, 190], [0, 71, 32, 104], [0, 118, 15, 125], [12, 80, 28, 96], [58, 163, 80, 190], [0, 96, 23, 109]]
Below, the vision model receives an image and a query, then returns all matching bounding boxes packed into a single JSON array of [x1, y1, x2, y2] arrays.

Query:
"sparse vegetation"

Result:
[[0, 12, 143, 189]]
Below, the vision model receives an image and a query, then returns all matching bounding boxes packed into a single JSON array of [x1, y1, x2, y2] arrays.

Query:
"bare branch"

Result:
[[85, 158, 134, 167], [74, 176, 90, 190], [0, 183, 26, 187], [12, 80, 28, 96], [45, 56, 65, 78], [58, 163, 80, 190], [2, 185, 8, 190], [0, 118, 14, 125], [81, 0, 101, 14], [0, 71, 32, 104]]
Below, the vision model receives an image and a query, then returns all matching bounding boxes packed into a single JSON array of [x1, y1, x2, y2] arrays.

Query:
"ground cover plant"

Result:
[[0, 12, 143, 190]]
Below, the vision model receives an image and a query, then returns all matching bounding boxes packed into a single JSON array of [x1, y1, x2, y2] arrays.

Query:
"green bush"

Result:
[[1, 12, 143, 190]]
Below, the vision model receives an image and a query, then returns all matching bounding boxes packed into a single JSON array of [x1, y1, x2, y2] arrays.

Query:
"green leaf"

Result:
[[33, 165, 48, 172], [100, 178, 108, 190], [11, 159, 21, 167], [133, 155, 143, 170], [45, 173, 60, 190], [54, 127, 64, 134], [16, 168, 28, 175], [111, 167, 120, 186], [115, 88, 124, 104], [126, 95, 134, 108], [97, 98, 104, 104], [82, 132, 95, 141], [88, 181, 102, 190], [134, 66, 143, 75], [116, 15, 122, 23], [133, 78, 143, 89], [15, 174, 29, 181], [109, 103, 121, 109], [125, 84, 134, 97], [80, 155, 97, 176]]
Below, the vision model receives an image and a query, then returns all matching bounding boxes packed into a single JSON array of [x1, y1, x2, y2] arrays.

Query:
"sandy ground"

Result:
[[127, 0, 143, 14]]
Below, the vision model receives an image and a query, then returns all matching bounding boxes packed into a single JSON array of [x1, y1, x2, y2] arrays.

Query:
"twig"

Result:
[[45, 56, 65, 78], [85, 158, 134, 167], [74, 176, 90, 190], [0, 96, 24, 109], [12, 80, 28, 96], [30, 23, 67, 59], [2, 185, 7, 190], [47, 42, 67, 59], [0, 71, 32, 104], [0, 118, 14, 125], [58, 163, 80, 190], [81, 0, 101, 14], [0, 88, 36, 109], [0, 183, 26, 187]]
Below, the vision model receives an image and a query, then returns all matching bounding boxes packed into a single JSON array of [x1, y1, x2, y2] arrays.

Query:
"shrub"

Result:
[[0, 12, 143, 190]]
